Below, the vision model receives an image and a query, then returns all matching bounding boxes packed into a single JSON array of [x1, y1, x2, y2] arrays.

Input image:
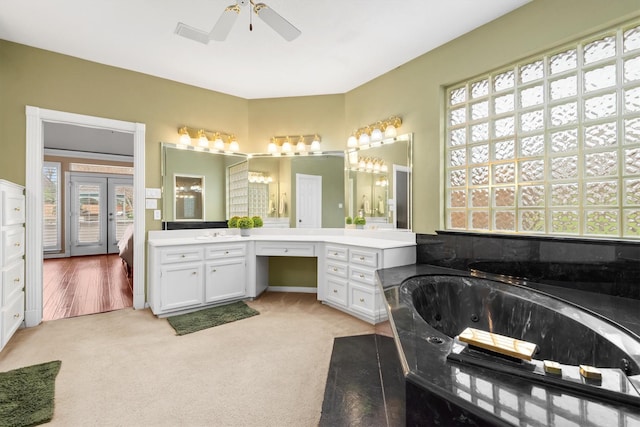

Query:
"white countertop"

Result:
[[148, 228, 416, 250]]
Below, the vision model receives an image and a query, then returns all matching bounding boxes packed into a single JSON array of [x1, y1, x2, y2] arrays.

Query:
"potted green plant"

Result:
[[237, 216, 254, 236], [251, 216, 263, 228], [345, 216, 354, 229], [227, 216, 240, 228], [354, 215, 366, 229]]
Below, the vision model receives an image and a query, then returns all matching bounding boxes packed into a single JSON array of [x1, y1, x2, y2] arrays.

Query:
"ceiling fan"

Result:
[[175, 0, 301, 43]]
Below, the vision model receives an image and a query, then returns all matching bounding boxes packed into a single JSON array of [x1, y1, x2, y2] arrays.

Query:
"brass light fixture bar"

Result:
[[267, 134, 321, 156], [176, 126, 240, 153], [347, 116, 402, 149]]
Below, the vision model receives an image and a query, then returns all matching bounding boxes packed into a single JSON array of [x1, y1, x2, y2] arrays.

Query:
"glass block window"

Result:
[[445, 21, 640, 239]]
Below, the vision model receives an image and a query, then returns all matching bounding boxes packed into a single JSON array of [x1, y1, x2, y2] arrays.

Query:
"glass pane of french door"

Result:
[[109, 179, 134, 254], [77, 184, 103, 244]]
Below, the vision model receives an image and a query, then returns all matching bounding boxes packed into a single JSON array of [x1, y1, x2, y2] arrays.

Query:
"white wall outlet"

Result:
[[153, 210, 161, 220]]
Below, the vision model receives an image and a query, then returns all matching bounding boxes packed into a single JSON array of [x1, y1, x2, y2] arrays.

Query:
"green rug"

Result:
[[0, 360, 62, 427], [167, 301, 260, 335]]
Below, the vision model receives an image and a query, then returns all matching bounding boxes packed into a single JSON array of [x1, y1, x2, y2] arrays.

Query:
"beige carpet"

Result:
[[0, 292, 380, 426]]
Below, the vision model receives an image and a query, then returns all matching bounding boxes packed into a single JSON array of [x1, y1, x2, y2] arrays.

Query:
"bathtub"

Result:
[[378, 264, 640, 426]]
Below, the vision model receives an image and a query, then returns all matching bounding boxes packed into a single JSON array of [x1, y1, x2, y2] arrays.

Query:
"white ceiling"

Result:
[[0, 0, 530, 100]]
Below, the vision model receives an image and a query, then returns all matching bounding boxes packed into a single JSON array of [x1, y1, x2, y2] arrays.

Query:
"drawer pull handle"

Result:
[[225, 251, 229, 254], [333, 252, 338, 256], [359, 274, 365, 278], [333, 289, 338, 293], [13, 313, 20, 319], [191, 271, 197, 276], [359, 298, 365, 303], [14, 277, 20, 283], [212, 269, 217, 273], [332, 268, 338, 272], [14, 242, 21, 247], [284, 249, 288, 253], [14, 207, 21, 212], [181, 254, 186, 258], [359, 256, 365, 261]]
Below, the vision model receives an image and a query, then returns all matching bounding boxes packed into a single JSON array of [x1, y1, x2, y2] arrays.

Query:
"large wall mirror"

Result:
[[344, 133, 412, 230], [161, 143, 345, 228]]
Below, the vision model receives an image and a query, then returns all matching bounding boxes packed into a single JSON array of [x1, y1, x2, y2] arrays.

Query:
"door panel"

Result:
[[70, 175, 133, 256], [296, 174, 322, 228]]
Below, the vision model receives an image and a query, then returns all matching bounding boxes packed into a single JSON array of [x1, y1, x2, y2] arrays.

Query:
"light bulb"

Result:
[[347, 133, 358, 148], [384, 123, 397, 138], [178, 127, 191, 146], [268, 138, 277, 153], [198, 130, 209, 148], [229, 135, 239, 152], [310, 139, 321, 152], [359, 131, 370, 146], [214, 133, 224, 150], [282, 139, 292, 153], [371, 126, 383, 142], [296, 137, 306, 152]]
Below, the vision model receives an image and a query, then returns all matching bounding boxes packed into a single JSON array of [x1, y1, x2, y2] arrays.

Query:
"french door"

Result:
[[69, 174, 133, 256]]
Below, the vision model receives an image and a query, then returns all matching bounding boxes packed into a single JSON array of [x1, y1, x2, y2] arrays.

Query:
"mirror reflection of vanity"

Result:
[[161, 134, 412, 229], [344, 133, 412, 229], [161, 143, 347, 228]]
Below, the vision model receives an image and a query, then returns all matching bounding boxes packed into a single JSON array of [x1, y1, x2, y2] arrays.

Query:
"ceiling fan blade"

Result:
[[253, 3, 301, 41], [175, 22, 210, 44], [210, 4, 241, 41]]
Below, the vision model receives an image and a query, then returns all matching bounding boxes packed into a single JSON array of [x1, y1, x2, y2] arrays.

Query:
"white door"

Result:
[[70, 175, 133, 256], [296, 174, 322, 228]]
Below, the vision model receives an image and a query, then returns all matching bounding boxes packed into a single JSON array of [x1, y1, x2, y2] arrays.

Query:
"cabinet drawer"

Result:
[[326, 277, 347, 307], [2, 291, 24, 346], [255, 242, 315, 257], [2, 227, 24, 265], [349, 284, 375, 317], [205, 244, 246, 259], [349, 265, 377, 285], [2, 192, 25, 226], [159, 246, 204, 264], [326, 261, 348, 279], [325, 245, 348, 262], [350, 249, 378, 268], [2, 259, 24, 305]]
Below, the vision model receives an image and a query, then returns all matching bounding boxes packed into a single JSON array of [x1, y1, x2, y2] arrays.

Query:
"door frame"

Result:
[[25, 106, 146, 327], [393, 164, 411, 230]]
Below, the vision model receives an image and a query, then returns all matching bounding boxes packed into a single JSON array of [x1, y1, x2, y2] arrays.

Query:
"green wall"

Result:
[[1, 0, 638, 251]]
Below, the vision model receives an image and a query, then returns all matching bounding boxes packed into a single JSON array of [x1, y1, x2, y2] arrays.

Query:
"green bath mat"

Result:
[[167, 301, 260, 335], [0, 360, 62, 427]]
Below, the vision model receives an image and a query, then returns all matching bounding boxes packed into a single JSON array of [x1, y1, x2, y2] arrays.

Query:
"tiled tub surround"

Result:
[[417, 231, 640, 334], [377, 265, 640, 426]]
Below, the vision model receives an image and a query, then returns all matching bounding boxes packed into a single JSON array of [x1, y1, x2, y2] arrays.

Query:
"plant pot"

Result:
[[240, 228, 251, 237]]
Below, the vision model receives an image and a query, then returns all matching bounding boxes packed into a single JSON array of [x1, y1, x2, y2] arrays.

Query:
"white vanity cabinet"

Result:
[[324, 245, 348, 307], [148, 241, 248, 316], [204, 244, 246, 303], [322, 243, 415, 324], [0, 180, 25, 351], [155, 246, 204, 313]]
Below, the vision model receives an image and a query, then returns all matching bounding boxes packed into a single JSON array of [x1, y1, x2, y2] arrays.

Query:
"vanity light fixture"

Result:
[[356, 156, 387, 174], [267, 134, 322, 155], [347, 116, 402, 148], [176, 126, 240, 153]]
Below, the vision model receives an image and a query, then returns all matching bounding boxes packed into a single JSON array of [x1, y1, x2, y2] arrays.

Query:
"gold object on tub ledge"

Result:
[[458, 327, 538, 361]]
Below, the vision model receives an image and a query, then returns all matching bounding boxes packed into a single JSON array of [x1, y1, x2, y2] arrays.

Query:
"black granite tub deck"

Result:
[[377, 264, 640, 426]]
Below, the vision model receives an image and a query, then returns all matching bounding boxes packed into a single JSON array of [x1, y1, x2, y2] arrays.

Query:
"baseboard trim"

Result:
[[267, 286, 317, 294]]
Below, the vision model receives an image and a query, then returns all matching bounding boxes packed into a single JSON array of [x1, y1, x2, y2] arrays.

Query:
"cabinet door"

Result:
[[205, 258, 246, 303], [159, 262, 203, 311]]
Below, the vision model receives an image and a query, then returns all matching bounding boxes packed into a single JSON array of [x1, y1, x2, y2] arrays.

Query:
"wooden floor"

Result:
[[43, 254, 133, 321]]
